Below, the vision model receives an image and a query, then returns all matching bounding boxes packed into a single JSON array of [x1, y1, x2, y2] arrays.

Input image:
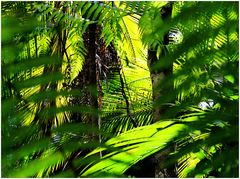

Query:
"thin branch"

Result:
[[118, 64, 137, 128]]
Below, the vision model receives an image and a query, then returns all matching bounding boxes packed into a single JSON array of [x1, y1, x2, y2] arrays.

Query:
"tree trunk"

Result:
[[70, 3, 99, 140], [148, 48, 173, 123], [85, 22, 99, 140], [148, 3, 174, 123], [147, 2, 177, 177]]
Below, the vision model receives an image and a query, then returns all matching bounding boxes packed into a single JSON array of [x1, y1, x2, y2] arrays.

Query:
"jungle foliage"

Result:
[[1, 1, 239, 178]]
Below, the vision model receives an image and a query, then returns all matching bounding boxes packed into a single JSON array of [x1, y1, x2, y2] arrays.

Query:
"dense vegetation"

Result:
[[2, 1, 239, 178]]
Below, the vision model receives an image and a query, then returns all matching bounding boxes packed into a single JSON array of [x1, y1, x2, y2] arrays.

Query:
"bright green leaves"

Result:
[[81, 120, 189, 177], [224, 74, 235, 84]]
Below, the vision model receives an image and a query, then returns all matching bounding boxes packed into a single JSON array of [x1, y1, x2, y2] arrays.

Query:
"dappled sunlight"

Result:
[[2, 1, 238, 178]]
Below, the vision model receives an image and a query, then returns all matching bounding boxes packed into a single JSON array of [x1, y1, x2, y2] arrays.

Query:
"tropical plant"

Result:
[[2, 1, 238, 178]]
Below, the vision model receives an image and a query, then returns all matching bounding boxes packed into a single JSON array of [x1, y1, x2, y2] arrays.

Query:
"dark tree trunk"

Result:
[[148, 48, 173, 123], [57, 3, 99, 174], [148, 2, 174, 123], [147, 2, 177, 178], [70, 3, 99, 140], [84, 22, 99, 140]]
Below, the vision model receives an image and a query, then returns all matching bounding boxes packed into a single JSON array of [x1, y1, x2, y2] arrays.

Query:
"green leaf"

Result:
[[224, 74, 235, 84], [15, 72, 64, 90], [92, 5, 103, 21], [86, 3, 99, 19], [81, 3, 92, 16], [81, 120, 189, 177], [8, 152, 64, 178], [3, 139, 51, 168], [4, 56, 61, 74]]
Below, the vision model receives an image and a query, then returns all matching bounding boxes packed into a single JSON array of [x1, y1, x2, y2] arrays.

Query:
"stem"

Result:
[[34, 35, 38, 58], [118, 65, 137, 128]]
